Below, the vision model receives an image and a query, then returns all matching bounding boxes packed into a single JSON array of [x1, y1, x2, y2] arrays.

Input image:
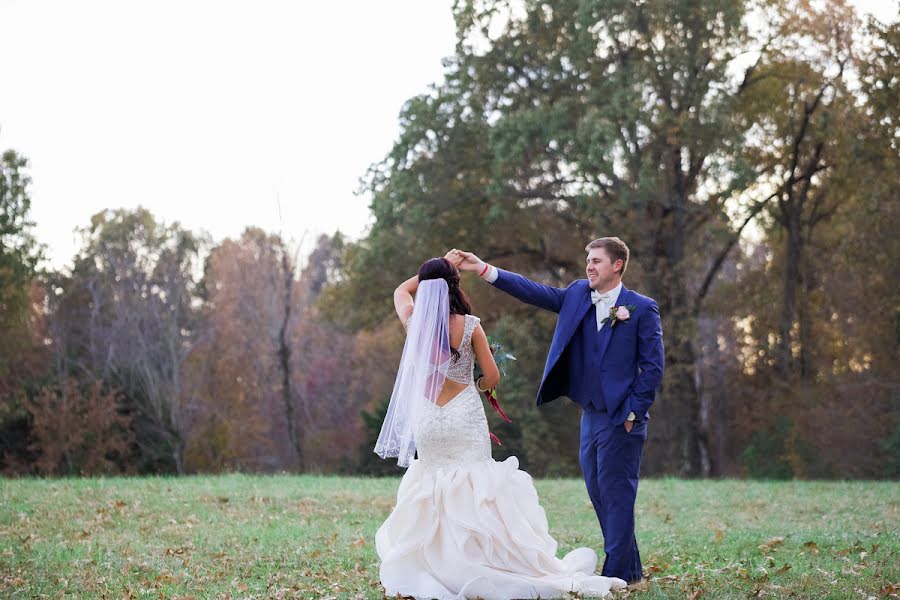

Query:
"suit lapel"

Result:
[[598, 285, 629, 364], [567, 284, 594, 343], [543, 282, 594, 380], [551, 282, 592, 356]]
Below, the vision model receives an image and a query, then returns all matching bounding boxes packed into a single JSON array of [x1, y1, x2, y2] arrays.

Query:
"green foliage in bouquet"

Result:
[[475, 337, 517, 443]]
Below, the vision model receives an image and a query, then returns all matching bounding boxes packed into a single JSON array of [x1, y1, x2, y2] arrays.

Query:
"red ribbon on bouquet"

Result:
[[483, 386, 511, 423], [482, 386, 512, 446], [480, 337, 516, 445]]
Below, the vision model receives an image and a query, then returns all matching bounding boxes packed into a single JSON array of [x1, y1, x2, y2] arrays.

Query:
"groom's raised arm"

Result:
[[451, 250, 567, 313], [489, 267, 568, 313]]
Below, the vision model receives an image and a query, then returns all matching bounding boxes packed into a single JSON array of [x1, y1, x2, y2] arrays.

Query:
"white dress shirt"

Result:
[[591, 281, 622, 331]]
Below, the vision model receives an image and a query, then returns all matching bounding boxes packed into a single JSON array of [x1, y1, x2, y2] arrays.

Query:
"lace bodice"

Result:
[[445, 314, 480, 385], [414, 385, 491, 470], [412, 314, 490, 471]]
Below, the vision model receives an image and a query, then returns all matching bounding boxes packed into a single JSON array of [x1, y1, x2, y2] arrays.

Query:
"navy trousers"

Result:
[[579, 406, 646, 583]]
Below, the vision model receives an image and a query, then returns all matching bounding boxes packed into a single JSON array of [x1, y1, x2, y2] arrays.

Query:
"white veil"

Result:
[[374, 278, 451, 467]]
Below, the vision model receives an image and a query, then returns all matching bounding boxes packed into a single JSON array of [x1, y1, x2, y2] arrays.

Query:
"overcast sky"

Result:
[[1, 0, 894, 270]]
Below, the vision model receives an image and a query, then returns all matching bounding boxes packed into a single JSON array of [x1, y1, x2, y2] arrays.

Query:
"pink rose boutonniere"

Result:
[[602, 304, 637, 328]]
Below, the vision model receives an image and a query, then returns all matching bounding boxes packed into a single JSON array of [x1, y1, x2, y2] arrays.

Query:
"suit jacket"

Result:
[[491, 268, 664, 425]]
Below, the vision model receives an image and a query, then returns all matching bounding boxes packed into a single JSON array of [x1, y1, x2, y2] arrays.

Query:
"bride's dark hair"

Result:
[[418, 257, 473, 316], [418, 257, 473, 360]]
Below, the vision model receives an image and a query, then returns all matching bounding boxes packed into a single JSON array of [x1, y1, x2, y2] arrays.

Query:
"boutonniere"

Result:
[[602, 304, 637, 327]]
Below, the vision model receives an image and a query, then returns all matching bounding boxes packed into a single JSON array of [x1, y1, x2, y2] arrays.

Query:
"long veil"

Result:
[[374, 278, 451, 467]]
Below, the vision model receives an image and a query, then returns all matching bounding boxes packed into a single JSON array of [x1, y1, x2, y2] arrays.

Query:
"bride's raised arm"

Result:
[[393, 275, 418, 329]]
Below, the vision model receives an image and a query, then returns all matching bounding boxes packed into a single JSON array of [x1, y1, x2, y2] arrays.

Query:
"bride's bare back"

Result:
[[436, 314, 469, 406]]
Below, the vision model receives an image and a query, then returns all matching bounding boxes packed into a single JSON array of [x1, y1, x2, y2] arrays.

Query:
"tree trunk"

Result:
[[798, 249, 817, 380], [646, 291, 704, 475], [640, 209, 706, 476], [278, 250, 302, 470], [778, 210, 803, 378], [173, 437, 185, 475]]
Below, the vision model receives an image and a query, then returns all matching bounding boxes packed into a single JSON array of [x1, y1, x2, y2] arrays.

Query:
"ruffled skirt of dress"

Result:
[[375, 455, 627, 599]]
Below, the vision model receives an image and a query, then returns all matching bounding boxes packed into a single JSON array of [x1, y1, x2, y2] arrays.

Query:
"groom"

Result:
[[453, 238, 664, 584]]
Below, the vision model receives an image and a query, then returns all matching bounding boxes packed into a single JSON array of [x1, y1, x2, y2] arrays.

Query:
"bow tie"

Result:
[[591, 291, 611, 305]]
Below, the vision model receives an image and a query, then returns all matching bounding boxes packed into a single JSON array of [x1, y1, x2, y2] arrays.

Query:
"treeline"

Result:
[[0, 200, 370, 475], [2, 0, 898, 478]]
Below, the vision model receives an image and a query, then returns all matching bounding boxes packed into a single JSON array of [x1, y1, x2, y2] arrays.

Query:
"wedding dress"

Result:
[[376, 314, 627, 599]]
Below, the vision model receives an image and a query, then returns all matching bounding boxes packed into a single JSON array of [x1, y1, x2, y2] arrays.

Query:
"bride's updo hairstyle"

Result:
[[418, 257, 473, 361], [418, 257, 473, 317]]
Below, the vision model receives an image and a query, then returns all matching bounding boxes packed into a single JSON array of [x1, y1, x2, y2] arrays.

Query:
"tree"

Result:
[[290, 234, 360, 472], [694, 5, 900, 478], [736, 0, 860, 380], [25, 378, 133, 476], [188, 230, 355, 473], [0, 147, 46, 393], [188, 228, 297, 471], [859, 15, 899, 150], [0, 148, 43, 323], [48, 208, 201, 473], [334, 0, 785, 475], [0, 145, 50, 474]]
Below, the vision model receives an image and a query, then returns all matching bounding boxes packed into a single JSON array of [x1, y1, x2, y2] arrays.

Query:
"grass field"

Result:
[[1, 474, 897, 599]]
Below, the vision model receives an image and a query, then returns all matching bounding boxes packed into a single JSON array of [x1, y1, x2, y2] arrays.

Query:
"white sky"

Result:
[[1, 1, 458, 269], [1, 0, 894, 270]]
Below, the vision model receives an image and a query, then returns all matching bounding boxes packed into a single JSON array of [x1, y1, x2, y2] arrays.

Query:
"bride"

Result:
[[374, 255, 627, 599]]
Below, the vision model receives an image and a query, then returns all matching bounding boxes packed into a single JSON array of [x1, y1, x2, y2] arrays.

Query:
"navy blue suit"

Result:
[[490, 268, 664, 583]]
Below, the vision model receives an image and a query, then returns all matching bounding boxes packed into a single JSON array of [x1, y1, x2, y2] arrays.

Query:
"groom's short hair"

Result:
[[585, 237, 629, 275]]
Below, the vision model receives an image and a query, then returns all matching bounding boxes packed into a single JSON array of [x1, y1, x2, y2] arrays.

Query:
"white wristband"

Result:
[[482, 264, 499, 283]]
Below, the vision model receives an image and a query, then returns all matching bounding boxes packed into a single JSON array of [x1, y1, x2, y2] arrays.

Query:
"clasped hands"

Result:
[[444, 249, 484, 273]]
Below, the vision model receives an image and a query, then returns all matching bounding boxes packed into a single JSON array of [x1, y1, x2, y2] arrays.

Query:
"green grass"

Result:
[[1, 475, 897, 599]]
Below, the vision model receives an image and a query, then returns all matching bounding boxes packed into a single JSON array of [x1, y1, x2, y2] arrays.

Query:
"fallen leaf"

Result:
[[647, 560, 669, 574], [757, 536, 785, 553], [628, 578, 650, 592], [803, 541, 819, 554]]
